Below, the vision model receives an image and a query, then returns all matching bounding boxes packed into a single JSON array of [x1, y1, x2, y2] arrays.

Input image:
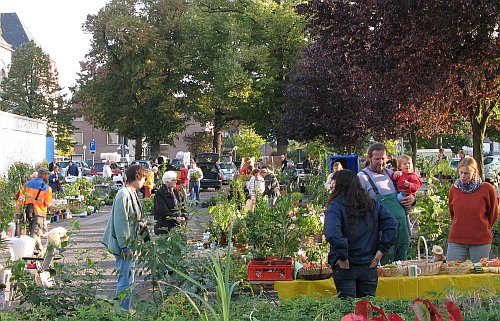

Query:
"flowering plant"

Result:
[[341, 299, 463, 321]]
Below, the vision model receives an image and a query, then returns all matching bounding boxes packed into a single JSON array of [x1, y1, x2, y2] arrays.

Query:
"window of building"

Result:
[[107, 133, 124, 145], [73, 132, 83, 145]]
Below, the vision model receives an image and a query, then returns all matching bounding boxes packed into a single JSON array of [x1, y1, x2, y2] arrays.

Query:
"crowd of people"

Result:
[[13, 142, 499, 308], [324, 143, 498, 298]]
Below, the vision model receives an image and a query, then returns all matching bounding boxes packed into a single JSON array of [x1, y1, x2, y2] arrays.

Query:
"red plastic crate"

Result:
[[247, 259, 294, 281]]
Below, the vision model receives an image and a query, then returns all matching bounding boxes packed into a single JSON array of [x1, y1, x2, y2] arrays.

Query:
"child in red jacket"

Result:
[[392, 155, 422, 214]]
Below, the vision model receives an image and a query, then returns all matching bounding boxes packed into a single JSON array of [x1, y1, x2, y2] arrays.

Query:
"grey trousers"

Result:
[[446, 242, 491, 263]]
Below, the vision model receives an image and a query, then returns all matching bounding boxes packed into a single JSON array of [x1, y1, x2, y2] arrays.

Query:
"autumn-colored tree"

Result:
[[285, 0, 499, 165], [439, 55, 499, 177]]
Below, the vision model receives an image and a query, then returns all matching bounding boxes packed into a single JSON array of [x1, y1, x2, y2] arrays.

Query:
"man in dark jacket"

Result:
[[153, 171, 186, 235], [262, 168, 280, 208], [67, 161, 79, 176]]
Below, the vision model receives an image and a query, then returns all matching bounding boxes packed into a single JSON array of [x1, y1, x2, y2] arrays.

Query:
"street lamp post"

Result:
[[233, 146, 238, 162], [82, 145, 87, 163]]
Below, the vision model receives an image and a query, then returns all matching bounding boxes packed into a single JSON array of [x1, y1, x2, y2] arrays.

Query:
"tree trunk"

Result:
[[149, 138, 161, 161], [408, 129, 418, 169], [212, 108, 223, 156], [471, 118, 486, 179], [276, 138, 288, 157], [134, 134, 143, 160]]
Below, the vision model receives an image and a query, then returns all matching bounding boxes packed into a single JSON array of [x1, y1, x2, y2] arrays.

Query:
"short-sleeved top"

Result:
[[357, 168, 397, 198]]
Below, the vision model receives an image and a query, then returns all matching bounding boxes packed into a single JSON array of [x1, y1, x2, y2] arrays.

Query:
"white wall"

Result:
[[0, 38, 13, 79], [0, 111, 47, 176]]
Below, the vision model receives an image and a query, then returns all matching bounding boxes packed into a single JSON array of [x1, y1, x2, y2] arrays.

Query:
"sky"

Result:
[[0, 0, 110, 91]]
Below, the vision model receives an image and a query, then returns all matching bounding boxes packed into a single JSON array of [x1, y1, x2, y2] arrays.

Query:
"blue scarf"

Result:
[[454, 177, 482, 193]]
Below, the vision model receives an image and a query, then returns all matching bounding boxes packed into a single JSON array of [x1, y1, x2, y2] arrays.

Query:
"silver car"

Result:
[[484, 155, 500, 181], [217, 162, 238, 183]]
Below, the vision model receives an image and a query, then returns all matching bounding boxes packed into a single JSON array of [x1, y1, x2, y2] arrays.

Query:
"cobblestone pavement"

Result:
[[47, 189, 218, 296]]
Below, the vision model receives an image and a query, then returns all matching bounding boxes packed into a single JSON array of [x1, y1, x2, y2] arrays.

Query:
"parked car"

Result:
[[217, 162, 239, 183], [90, 162, 122, 177], [130, 160, 152, 170], [171, 159, 182, 170], [194, 152, 220, 163], [57, 161, 91, 176], [197, 162, 223, 190], [484, 155, 500, 182], [116, 161, 128, 171], [448, 158, 461, 169], [296, 162, 306, 179]]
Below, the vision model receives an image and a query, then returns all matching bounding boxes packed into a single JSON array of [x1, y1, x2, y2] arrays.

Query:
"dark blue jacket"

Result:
[[324, 193, 397, 266], [67, 164, 79, 176]]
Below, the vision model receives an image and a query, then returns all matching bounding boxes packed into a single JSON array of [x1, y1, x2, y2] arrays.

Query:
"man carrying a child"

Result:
[[357, 143, 415, 264]]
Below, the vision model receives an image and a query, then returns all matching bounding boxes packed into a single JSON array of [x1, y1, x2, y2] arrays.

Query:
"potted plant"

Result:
[[208, 200, 238, 246]]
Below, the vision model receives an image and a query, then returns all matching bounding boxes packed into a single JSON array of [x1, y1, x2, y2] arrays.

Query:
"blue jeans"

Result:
[[446, 242, 491, 263], [189, 181, 200, 205], [332, 264, 378, 298], [114, 254, 135, 310]]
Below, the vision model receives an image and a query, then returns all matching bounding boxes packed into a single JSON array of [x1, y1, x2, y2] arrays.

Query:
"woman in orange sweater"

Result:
[[447, 157, 498, 262]]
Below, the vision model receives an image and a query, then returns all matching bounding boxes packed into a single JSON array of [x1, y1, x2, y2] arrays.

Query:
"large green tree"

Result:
[[234, 126, 265, 159], [240, 0, 306, 154], [180, 0, 260, 155], [0, 40, 74, 155], [74, 0, 189, 159], [180, 0, 305, 155]]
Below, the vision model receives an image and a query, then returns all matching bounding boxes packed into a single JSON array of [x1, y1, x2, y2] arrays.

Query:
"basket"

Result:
[[298, 263, 333, 280], [442, 263, 473, 275], [403, 236, 442, 276], [381, 266, 408, 277]]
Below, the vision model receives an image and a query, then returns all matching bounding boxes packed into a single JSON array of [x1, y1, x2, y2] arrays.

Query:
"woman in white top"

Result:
[[246, 168, 265, 211], [247, 168, 265, 199], [324, 162, 343, 193]]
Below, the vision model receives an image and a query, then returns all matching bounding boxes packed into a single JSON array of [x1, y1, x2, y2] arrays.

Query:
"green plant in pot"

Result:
[[243, 197, 274, 259], [243, 194, 303, 260], [270, 195, 302, 259], [208, 201, 238, 246]]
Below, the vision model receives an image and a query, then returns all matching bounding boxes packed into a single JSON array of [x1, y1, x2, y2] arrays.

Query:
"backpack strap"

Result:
[[34, 183, 45, 201], [362, 170, 379, 195]]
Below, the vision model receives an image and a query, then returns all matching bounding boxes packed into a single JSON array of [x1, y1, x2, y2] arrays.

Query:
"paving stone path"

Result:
[[48, 190, 217, 296]]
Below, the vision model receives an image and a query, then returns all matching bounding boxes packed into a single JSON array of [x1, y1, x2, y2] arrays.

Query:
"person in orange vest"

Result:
[[24, 168, 53, 255]]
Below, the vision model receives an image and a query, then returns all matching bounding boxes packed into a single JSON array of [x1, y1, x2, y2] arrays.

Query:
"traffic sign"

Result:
[[117, 144, 129, 157], [260, 143, 273, 156], [89, 140, 96, 155]]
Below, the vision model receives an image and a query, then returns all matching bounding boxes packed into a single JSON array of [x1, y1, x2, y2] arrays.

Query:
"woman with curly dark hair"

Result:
[[324, 170, 398, 298]]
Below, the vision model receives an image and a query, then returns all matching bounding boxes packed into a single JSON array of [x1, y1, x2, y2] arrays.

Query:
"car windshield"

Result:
[[484, 157, 496, 165], [171, 159, 181, 169], [93, 163, 104, 170], [195, 153, 219, 163], [58, 161, 69, 168], [449, 159, 460, 167], [133, 161, 150, 168], [218, 163, 234, 170]]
